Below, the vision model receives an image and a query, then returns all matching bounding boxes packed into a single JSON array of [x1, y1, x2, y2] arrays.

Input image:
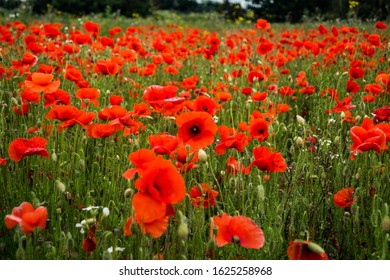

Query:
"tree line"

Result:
[[0, 0, 388, 22]]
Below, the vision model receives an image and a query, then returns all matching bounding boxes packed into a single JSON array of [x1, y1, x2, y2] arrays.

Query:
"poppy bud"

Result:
[[257, 185, 265, 201], [86, 218, 96, 224], [206, 239, 216, 255], [334, 136, 340, 146], [51, 151, 58, 161], [307, 241, 326, 255], [198, 148, 208, 163], [295, 136, 304, 148], [355, 115, 361, 123], [10, 97, 19, 106], [124, 188, 134, 199], [16, 247, 25, 260], [296, 115, 306, 126], [79, 159, 85, 171], [130, 220, 139, 234], [382, 215, 390, 233], [67, 235, 74, 250], [178, 223, 189, 240], [55, 179, 66, 193]]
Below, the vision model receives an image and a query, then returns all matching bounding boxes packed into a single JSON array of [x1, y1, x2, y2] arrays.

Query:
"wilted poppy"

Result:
[[5, 202, 47, 234], [210, 213, 265, 249], [287, 240, 328, 260]]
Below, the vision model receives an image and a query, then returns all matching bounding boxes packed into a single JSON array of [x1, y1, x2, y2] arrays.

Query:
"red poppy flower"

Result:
[[193, 96, 218, 115], [109, 95, 123, 106], [75, 88, 100, 108], [247, 71, 266, 84], [142, 85, 184, 115], [350, 117, 388, 159], [24, 73, 60, 94], [252, 91, 267, 101], [5, 202, 47, 234], [83, 226, 97, 253], [46, 105, 95, 132], [65, 66, 83, 82], [176, 111, 218, 151], [348, 67, 365, 80], [373, 106, 390, 123], [0, 158, 6, 166], [255, 19, 271, 30], [189, 183, 218, 208], [278, 86, 295, 96], [334, 187, 357, 208], [249, 117, 269, 142], [210, 213, 265, 249], [148, 134, 179, 155], [346, 80, 360, 94], [124, 215, 169, 239], [123, 149, 158, 180], [13, 102, 29, 115], [98, 106, 127, 121], [43, 89, 71, 108], [95, 59, 120, 75], [287, 240, 328, 260], [215, 125, 249, 155], [250, 146, 287, 173], [134, 157, 186, 205], [86, 123, 118, 138], [374, 21, 387, 30], [256, 40, 274, 55], [8, 137, 50, 162], [332, 96, 355, 113]]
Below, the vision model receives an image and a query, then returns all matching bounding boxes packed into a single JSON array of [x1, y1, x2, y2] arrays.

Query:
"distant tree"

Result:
[[245, 0, 388, 22]]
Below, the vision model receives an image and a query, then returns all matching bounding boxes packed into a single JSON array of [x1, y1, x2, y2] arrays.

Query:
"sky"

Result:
[[195, 0, 249, 8]]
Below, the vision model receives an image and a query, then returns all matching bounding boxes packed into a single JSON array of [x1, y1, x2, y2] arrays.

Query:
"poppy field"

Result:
[[0, 13, 389, 260]]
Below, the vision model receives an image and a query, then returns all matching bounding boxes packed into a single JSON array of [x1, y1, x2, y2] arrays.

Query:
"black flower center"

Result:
[[191, 125, 199, 134]]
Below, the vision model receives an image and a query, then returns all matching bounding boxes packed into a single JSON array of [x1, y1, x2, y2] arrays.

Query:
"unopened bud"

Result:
[[124, 188, 134, 199], [130, 220, 139, 234], [51, 151, 58, 162], [206, 239, 216, 254], [198, 149, 208, 163], [382, 215, 390, 233], [178, 223, 189, 240], [257, 185, 265, 201], [55, 179, 66, 193], [295, 136, 304, 148], [16, 247, 25, 260], [307, 242, 325, 254], [296, 115, 306, 126]]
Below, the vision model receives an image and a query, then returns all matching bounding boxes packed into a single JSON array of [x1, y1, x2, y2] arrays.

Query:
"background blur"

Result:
[[0, 0, 388, 22]]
